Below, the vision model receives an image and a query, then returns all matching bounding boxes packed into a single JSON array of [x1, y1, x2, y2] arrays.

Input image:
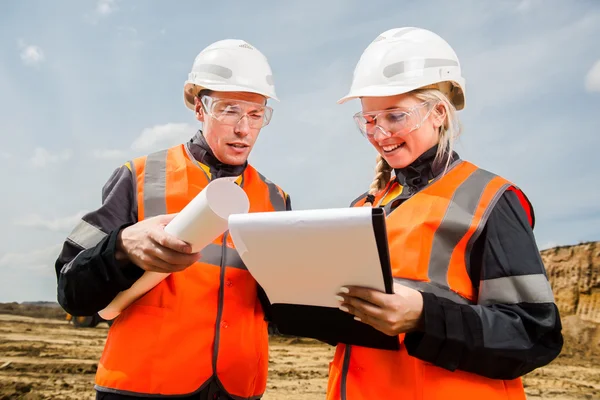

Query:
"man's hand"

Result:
[[115, 214, 201, 273], [335, 282, 424, 336]]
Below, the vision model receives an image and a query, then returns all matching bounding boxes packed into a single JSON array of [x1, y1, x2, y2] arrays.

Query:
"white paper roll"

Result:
[[163, 177, 250, 252], [98, 178, 250, 321]]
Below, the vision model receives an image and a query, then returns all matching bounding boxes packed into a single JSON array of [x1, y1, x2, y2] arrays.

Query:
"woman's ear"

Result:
[[432, 103, 447, 130]]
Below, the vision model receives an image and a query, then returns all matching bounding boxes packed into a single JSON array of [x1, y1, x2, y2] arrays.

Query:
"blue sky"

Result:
[[1, 0, 599, 302]]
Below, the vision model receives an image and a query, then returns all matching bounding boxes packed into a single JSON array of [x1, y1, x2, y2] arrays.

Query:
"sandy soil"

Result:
[[0, 313, 598, 400]]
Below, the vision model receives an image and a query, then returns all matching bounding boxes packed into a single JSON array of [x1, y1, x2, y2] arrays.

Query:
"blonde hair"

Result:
[[363, 87, 462, 206]]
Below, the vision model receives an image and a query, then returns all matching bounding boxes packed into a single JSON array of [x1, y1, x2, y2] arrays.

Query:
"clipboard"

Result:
[[228, 206, 400, 351]]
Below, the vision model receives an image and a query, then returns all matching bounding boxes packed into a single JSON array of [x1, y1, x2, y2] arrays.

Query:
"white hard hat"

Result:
[[338, 27, 466, 110], [184, 39, 278, 110]]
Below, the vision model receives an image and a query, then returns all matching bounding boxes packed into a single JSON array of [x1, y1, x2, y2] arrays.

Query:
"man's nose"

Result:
[[234, 115, 250, 136]]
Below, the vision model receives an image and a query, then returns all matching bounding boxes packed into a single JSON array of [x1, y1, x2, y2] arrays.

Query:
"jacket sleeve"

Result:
[[55, 164, 144, 316], [404, 190, 563, 380]]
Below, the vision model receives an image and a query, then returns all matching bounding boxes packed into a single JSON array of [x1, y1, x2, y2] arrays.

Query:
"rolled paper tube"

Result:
[[98, 177, 250, 320]]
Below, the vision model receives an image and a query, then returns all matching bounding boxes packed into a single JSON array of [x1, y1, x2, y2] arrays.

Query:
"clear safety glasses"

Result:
[[200, 95, 273, 129], [353, 100, 438, 139]]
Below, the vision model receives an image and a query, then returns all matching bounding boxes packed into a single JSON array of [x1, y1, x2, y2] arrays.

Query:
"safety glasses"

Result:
[[353, 100, 437, 139], [200, 95, 274, 128]]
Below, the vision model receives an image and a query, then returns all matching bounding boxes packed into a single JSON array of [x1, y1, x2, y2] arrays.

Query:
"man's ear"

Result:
[[195, 97, 205, 122]]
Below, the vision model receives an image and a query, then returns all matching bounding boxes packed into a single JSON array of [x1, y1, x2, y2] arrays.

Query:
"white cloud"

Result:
[[17, 39, 44, 66], [117, 26, 138, 36], [14, 211, 87, 232], [97, 0, 117, 16], [84, 0, 118, 24], [20, 46, 44, 65], [30, 147, 72, 168], [89, 123, 196, 163], [92, 149, 127, 160], [131, 123, 196, 153], [515, 0, 543, 13], [0, 151, 12, 160], [0, 244, 62, 272], [585, 60, 600, 92]]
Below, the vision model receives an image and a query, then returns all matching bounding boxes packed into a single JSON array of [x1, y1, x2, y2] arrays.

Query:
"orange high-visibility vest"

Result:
[[327, 160, 530, 400], [95, 143, 288, 398]]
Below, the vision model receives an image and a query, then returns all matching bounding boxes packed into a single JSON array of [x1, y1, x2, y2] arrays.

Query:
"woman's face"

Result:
[[359, 94, 443, 169]]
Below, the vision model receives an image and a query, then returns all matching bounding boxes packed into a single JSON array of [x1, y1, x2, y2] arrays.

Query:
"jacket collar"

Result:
[[393, 144, 459, 190], [186, 130, 247, 178]]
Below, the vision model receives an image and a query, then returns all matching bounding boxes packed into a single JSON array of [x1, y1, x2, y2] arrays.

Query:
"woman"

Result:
[[329, 27, 563, 400]]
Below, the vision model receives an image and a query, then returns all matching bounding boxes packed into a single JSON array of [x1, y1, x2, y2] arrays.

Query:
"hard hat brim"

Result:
[[337, 84, 426, 104], [337, 81, 465, 110]]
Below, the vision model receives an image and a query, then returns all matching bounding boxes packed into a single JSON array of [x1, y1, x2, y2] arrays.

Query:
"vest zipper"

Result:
[[212, 231, 228, 375], [340, 345, 352, 400]]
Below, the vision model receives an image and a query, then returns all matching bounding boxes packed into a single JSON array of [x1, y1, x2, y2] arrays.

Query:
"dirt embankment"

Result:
[[0, 303, 66, 321], [542, 241, 600, 358]]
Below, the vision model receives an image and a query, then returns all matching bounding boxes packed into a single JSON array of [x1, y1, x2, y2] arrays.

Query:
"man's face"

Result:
[[195, 91, 269, 166]]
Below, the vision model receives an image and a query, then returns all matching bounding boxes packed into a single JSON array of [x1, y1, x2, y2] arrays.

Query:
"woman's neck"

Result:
[[393, 145, 458, 190]]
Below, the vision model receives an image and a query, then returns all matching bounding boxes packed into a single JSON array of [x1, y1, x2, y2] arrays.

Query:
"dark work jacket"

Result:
[[55, 131, 292, 317], [56, 132, 292, 399], [349, 145, 563, 380]]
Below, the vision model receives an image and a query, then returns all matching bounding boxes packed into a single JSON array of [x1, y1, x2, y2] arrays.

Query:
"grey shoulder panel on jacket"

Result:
[[60, 164, 137, 263]]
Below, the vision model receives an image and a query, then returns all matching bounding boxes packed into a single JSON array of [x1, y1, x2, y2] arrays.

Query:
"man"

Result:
[[55, 39, 291, 400]]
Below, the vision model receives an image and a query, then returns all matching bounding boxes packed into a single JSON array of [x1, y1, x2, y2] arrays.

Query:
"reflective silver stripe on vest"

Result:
[[143, 150, 168, 218], [340, 345, 351, 400], [67, 219, 107, 249], [256, 171, 286, 211], [394, 278, 474, 305], [141, 151, 248, 271], [350, 192, 368, 207], [128, 159, 138, 209], [478, 274, 555, 306], [201, 243, 246, 270], [428, 168, 502, 288]]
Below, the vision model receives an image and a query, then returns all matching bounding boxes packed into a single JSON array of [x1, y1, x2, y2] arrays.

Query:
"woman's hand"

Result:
[[336, 282, 424, 336]]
